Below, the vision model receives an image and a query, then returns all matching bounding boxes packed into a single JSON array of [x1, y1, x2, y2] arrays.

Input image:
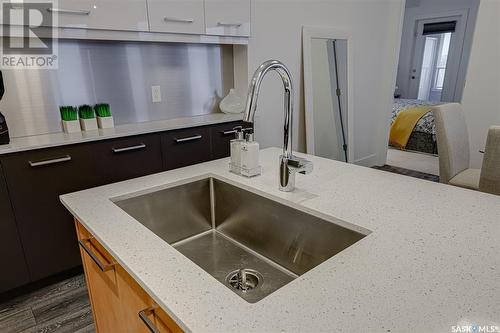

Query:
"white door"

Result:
[[3, 0, 149, 31], [147, 0, 205, 34], [51, 0, 149, 31], [408, 14, 467, 102], [204, 0, 250, 37]]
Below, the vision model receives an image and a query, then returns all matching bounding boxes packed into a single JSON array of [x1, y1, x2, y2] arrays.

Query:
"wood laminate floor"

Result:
[[0, 274, 95, 333]]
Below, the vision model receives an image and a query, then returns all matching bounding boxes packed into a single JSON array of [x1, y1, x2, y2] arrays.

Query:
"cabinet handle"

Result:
[[28, 155, 71, 167], [222, 127, 252, 135], [47, 8, 91, 15], [174, 135, 202, 143], [78, 237, 116, 272], [164, 16, 194, 23], [112, 143, 146, 153], [217, 21, 242, 27], [139, 307, 161, 333]]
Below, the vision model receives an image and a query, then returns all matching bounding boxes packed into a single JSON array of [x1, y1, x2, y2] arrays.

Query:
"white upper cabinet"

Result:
[[204, 0, 251, 37], [51, 0, 149, 31], [4, 0, 251, 40], [147, 0, 205, 34]]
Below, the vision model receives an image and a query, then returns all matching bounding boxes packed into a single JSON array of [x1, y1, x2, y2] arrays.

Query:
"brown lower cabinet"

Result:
[[162, 126, 212, 170], [1, 144, 99, 281], [90, 133, 163, 185], [210, 121, 252, 159], [0, 163, 30, 292], [76, 220, 183, 333]]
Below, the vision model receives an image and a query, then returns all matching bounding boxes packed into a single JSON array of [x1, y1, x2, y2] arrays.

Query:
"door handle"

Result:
[[78, 237, 116, 272], [28, 155, 71, 167], [222, 127, 252, 135], [164, 16, 194, 23], [112, 143, 146, 153], [174, 135, 202, 143], [217, 21, 242, 27], [47, 8, 91, 15], [138, 307, 161, 333]]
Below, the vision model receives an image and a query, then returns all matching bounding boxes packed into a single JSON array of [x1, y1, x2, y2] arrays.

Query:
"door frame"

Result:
[[302, 25, 354, 163], [407, 9, 469, 102]]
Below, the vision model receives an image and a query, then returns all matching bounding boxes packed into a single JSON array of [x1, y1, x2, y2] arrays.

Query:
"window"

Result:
[[418, 31, 453, 101]]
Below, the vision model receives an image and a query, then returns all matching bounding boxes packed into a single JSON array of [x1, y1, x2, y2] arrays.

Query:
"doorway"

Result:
[[408, 14, 467, 103]]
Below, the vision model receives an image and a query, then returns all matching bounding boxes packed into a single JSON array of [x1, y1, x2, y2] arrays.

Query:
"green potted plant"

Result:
[[78, 104, 98, 131], [94, 103, 114, 129], [60, 106, 80, 133]]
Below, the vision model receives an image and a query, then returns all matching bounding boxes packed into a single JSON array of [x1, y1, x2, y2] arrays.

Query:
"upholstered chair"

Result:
[[479, 126, 500, 195], [433, 103, 481, 190]]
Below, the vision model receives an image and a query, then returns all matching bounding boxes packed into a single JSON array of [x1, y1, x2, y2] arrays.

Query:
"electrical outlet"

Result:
[[151, 85, 162, 103]]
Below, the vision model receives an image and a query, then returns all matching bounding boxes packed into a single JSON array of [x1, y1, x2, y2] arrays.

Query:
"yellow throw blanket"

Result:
[[389, 106, 432, 149]]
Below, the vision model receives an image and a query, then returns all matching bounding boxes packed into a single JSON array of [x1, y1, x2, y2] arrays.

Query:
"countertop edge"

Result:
[[0, 113, 244, 155]]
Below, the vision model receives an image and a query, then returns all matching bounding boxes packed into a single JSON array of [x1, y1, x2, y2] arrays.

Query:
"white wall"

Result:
[[461, 0, 500, 168], [395, 0, 480, 101], [243, 0, 405, 166]]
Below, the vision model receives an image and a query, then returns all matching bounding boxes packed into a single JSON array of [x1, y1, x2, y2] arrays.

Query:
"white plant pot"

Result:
[[97, 116, 114, 129], [79, 118, 98, 131], [61, 120, 81, 134]]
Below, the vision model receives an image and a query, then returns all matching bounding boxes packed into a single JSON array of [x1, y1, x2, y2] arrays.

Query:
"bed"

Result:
[[390, 98, 440, 154]]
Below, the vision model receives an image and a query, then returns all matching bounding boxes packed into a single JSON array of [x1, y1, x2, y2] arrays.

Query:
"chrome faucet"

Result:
[[243, 60, 313, 192]]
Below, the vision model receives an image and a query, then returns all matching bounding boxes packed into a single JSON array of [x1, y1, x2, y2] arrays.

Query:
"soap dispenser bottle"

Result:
[[240, 129, 261, 177], [230, 126, 244, 174]]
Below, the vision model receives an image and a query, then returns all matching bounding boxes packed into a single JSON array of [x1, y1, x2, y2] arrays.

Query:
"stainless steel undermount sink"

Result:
[[114, 177, 370, 303]]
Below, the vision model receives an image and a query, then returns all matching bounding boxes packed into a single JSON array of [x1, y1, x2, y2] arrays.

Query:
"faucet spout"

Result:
[[243, 60, 313, 192], [243, 60, 294, 158]]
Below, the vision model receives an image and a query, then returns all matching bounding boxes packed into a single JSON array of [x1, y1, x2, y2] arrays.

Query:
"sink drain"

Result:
[[226, 269, 263, 292]]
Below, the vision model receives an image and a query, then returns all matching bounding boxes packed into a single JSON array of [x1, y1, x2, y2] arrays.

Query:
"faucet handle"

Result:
[[287, 156, 314, 174]]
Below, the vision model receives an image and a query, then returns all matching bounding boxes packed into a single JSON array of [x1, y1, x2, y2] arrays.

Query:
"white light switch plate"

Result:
[[151, 85, 162, 103]]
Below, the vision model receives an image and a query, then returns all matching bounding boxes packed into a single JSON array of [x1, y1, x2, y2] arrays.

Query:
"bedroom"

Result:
[[387, 0, 480, 178]]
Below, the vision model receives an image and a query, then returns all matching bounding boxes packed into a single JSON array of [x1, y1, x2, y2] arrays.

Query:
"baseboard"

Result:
[[353, 153, 378, 167], [0, 266, 83, 303]]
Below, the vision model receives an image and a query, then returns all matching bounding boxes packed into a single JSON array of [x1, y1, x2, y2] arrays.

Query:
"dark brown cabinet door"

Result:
[[91, 134, 163, 185], [0, 163, 30, 292], [162, 126, 211, 170], [210, 121, 252, 159], [0, 144, 98, 281]]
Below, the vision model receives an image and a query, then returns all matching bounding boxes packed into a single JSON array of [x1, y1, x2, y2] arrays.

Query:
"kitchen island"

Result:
[[60, 148, 500, 333]]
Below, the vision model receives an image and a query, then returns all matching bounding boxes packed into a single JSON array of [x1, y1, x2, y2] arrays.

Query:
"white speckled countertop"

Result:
[[60, 148, 500, 333], [0, 113, 243, 155]]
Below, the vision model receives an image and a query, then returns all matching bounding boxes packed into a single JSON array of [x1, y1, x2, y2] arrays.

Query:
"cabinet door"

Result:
[[0, 163, 30, 293], [49, 0, 149, 31], [1, 144, 98, 281], [210, 121, 251, 159], [162, 126, 211, 170], [91, 134, 163, 185], [76, 221, 183, 333], [147, 0, 205, 34], [76, 222, 126, 333], [204, 0, 250, 37]]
